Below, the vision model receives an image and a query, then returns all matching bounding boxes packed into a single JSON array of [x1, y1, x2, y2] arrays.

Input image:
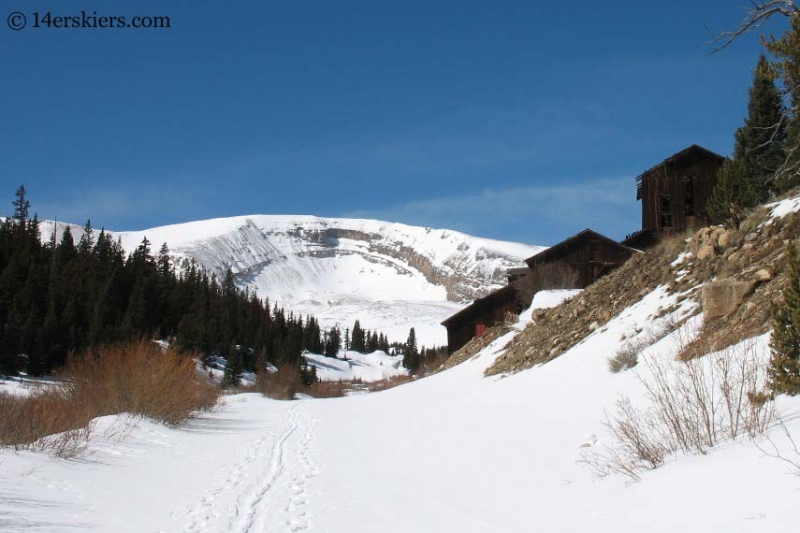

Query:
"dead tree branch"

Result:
[[708, 1, 799, 53]]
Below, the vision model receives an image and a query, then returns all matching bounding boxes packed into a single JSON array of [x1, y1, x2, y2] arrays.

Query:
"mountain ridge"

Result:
[[36, 215, 545, 345]]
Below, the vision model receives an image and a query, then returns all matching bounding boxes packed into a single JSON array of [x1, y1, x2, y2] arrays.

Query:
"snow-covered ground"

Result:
[[0, 375, 62, 398], [2, 287, 800, 532], [305, 350, 407, 382]]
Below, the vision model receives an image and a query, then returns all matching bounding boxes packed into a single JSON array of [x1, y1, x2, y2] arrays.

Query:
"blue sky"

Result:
[[0, 0, 786, 245]]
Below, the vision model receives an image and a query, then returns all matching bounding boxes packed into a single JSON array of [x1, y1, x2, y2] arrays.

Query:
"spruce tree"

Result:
[[764, 15, 800, 192], [12, 185, 29, 223], [770, 240, 800, 395], [706, 159, 757, 224], [223, 343, 244, 388], [733, 55, 787, 200], [403, 327, 420, 372]]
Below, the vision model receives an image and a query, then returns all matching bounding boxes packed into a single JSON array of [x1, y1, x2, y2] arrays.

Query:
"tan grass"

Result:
[[0, 340, 219, 457]]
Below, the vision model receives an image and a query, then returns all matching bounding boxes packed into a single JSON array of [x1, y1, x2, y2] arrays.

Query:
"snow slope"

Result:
[[3, 288, 799, 532], [304, 350, 407, 382], [38, 216, 543, 347]]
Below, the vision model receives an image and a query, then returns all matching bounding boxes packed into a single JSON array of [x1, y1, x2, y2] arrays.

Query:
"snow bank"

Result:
[[305, 350, 408, 382]]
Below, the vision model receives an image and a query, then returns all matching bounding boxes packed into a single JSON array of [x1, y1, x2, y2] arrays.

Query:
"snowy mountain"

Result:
[[40, 216, 544, 346]]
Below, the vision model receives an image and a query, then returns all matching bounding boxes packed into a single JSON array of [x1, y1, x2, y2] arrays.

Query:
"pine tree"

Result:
[[770, 240, 800, 395], [706, 159, 757, 224], [733, 55, 787, 201], [12, 185, 29, 223], [223, 343, 244, 388], [403, 327, 420, 372], [764, 15, 800, 192], [351, 320, 365, 353]]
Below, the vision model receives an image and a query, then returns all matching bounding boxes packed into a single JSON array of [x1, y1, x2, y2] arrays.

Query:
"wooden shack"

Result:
[[524, 229, 636, 289], [441, 284, 525, 354], [635, 144, 725, 238], [442, 229, 635, 354]]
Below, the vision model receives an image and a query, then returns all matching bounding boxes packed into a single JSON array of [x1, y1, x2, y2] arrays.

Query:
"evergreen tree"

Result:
[[764, 15, 800, 192], [707, 159, 757, 224], [351, 319, 365, 353], [733, 55, 787, 201], [770, 240, 800, 395], [403, 327, 420, 372], [78, 219, 94, 256], [223, 343, 244, 388], [324, 325, 341, 357], [12, 185, 29, 223], [300, 358, 317, 386]]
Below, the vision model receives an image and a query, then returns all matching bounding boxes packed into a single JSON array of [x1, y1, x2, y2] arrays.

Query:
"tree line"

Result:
[[0, 187, 406, 380]]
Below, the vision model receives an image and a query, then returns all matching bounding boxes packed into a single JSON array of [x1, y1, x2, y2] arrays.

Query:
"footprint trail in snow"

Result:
[[180, 401, 319, 533]]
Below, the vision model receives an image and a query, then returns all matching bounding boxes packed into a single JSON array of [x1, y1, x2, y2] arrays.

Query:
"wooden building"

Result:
[[441, 284, 526, 354], [442, 229, 635, 354], [634, 144, 725, 239], [524, 228, 636, 289]]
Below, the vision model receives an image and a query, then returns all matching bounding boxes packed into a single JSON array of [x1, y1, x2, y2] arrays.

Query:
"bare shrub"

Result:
[[756, 419, 800, 476], [365, 374, 414, 392], [607, 343, 640, 373], [258, 364, 304, 400], [583, 339, 775, 480], [305, 378, 362, 398], [0, 388, 92, 456], [0, 340, 220, 457], [67, 340, 219, 426]]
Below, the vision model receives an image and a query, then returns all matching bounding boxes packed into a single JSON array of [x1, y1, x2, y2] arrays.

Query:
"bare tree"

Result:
[[708, 1, 799, 53]]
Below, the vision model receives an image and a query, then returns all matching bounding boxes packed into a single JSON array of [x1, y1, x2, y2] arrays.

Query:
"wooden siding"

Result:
[[637, 146, 725, 235], [524, 229, 636, 289], [442, 285, 522, 353]]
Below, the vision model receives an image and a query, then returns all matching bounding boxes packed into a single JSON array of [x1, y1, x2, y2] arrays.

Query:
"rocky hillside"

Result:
[[485, 196, 800, 376]]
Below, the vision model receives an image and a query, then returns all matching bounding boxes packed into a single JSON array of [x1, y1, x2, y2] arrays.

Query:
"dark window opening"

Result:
[[659, 194, 672, 229], [684, 177, 696, 216]]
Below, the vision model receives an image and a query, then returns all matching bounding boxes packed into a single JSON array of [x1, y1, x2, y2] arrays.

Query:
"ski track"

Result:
[[284, 409, 319, 532], [181, 402, 318, 533]]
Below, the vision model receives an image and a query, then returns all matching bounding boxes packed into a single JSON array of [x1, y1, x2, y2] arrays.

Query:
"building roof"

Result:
[[523, 228, 637, 267], [441, 284, 518, 326], [635, 144, 726, 200]]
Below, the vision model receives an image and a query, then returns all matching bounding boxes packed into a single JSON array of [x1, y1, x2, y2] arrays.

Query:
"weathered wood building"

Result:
[[524, 228, 636, 289], [441, 284, 526, 354], [633, 144, 725, 240], [442, 229, 636, 354]]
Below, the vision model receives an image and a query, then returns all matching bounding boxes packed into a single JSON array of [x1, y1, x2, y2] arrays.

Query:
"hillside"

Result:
[[39, 216, 543, 346], [488, 196, 800, 376]]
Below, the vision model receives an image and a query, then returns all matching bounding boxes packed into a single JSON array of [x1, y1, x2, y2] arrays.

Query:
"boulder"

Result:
[[755, 269, 772, 282], [717, 231, 731, 249], [696, 245, 716, 261], [701, 280, 757, 320]]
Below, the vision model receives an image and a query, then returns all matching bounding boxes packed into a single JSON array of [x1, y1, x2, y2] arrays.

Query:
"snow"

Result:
[[2, 285, 800, 532], [304, 350, 408, 382], [515, 288, 582, 329], [36, 215, 543, 348], [767, 194, 800, 221], [0, 375, 62, 397], [670, 251, 692, 266]]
